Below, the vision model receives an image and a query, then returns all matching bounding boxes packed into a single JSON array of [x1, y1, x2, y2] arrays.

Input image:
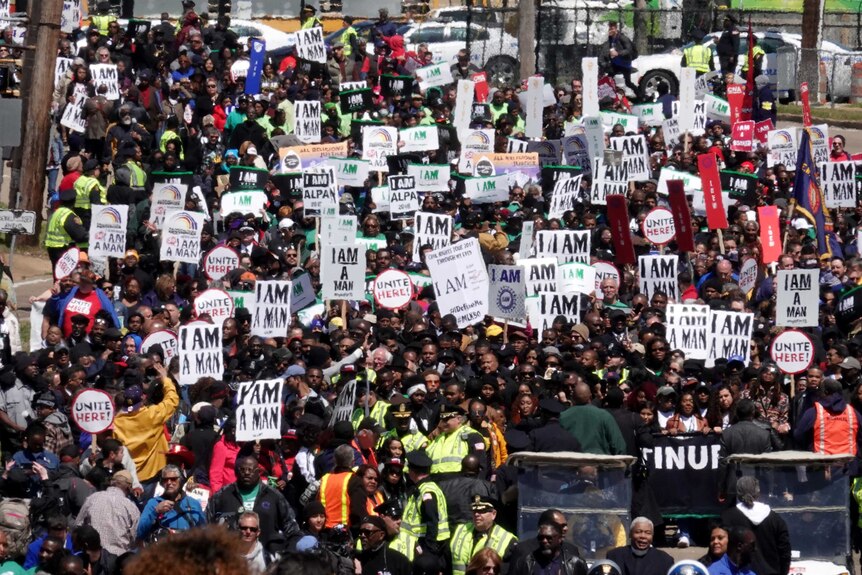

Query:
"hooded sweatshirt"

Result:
[[793, 392, 862, 453], [721, 502, 791, 575], [43, 410, 74, 453]]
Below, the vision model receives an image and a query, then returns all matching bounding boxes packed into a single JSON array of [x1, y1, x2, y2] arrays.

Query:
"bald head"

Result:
[[573, 382, 592, 405], [461, 454, 481, 476]]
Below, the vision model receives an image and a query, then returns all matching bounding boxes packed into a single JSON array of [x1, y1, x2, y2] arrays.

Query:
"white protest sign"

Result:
[[488, 264, 526, 321], [641, 207, 676, 246], [303, 167, 338, 217], [340, 81, 366, 91], [373, 269, 413, 310], [151, 183, 187, 227], [388, 175, 419, 221], [30, 302, 44, 351], [178, 323, 223, 385], [657, 166, 702, 195], [89, 205, 127, 258], [453, 79, 475, 136], [601, 111, 639, 133], [582, 58, 599, 117], [768, 129, 798, 168], [141, 330, 178, 362], [464, 174, 509, 203], [362, 126, 398, 172], [329, 157, 370, 187], [530, 292, 581, 333], [220, 190, 268, 216], [808, 124, 830, 165], [638, 255, 679, 300], [591, 158, 627, 205], [329, 378, 357, 426], [548, 175, 583, 220], [370, 186, 390, 213], [609, 134, 651, 181], [525, 75, 544, 139], [291, 273, 316, 312], [236, 379, 284, 441], [770, 330, 815, 374], [519, 257, 557, 295], [594, 261, 621, 299], [678, 67, 696, 132], [400, 125, 440, 153], [663, 118, 681, 146], [54, 247, 79, 280], [295, 100, 321, 144], [738, 257, 759, 296], [160, 211, 204, 264], [704, 93, 730, 122], [776, 269, 819, 327], [707, 311, 754, 367], [321, 215, 357, 245], [535, 230, 591, 264], [562, 134, 591, 172], [90, 64, 120, 100], [581, 116, 604, 163], [61, 0, 82, 34], [457, 129, 495, 174], [71, 389, 114, 434], [295, 27, 326, 63], [694, 70, 722, 98], [415, 62, 454, 90], [559, 262, 596, 295], [203, 246, 240, 281], [322, 244, 366, 300], [666, 304, 710, 360], [55, 57, 74, 87], [519, 221, 535, 261], [426, 238, 489, 327], [507, 138, 529, 153], [252, 281, 292, 337], [414, 212, 452, 262], [61, 92, 87, 133], [821, 160, 856, 208], [632, 103, 664, 127], [408, 163, 450, 192], [193, 289, 234, 325]]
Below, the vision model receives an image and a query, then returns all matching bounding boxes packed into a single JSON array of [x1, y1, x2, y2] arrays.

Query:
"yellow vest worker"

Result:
[[300, 6, 322, 29], [90, 1, 117, 37], [341, 23, 358, 58], [683, 44, 713, 74], [319, 470, 354, 528], [373, 497, 420, 562], [401, 450, 450, 561], [45, 189, 89, 266], [741, 44, 766, 74], [426, 404, 487, 478], [450, 496, 518, 575], [351, 389, 389, 431]]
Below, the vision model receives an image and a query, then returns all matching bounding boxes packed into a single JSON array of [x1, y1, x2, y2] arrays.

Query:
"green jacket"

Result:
[[559, 404, 627, 455]]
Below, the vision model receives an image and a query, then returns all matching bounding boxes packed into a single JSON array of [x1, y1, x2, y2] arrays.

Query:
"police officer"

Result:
[[90, 1, 118, 37], [754, 75, 777, 125], [45, 188, 88, 266], [300, 5, 322, 29], [73, 159, 106, 231], [426, 404, 487, 480], [450, 496, 518, 575], [681, 32, 714, 77], [402, 451, 450, 572], [717, 14, 740, 74], [373, 498, 420, 562], [741, 40, 766, 78], [529, 398, 583, 453], [380, 403, 428, 455]]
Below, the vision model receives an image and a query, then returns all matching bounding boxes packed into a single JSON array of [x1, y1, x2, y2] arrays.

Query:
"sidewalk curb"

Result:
[[778, 112, 862, 130]]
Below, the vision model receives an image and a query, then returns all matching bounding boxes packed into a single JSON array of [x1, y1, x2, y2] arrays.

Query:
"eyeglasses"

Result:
[[162, 476, 180, 483], [359, 528, 382, 536], [481, 567, 500, 574], [239, 525, 260, 532]]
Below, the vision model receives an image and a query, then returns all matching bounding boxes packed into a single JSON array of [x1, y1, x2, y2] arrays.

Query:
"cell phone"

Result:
[[20, 462, 33, 469]]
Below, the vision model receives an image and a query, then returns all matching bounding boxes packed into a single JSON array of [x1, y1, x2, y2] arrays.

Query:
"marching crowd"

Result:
[[0, 1, 856, 574]]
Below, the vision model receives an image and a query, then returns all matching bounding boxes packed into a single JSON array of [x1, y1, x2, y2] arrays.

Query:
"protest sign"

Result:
[[601, 112, 639, 134], [362, 126, 398, 171], [463, 174, 509, 204], [606, 195, 636, 265], [322, 245, 366, 300], [416, 62, 454, 90], [698, 153, 728, 229], [373, 270, 413, 310], [776, 269, 819, 327], [641, 207, 676, 246], [580, 116, 604, 162], [71, 389, 114, 434], [220, 189, 268, 216], [591, 159, 627, 205], [758, 205, 782, 264], [329, 378, 357, 426], [236, 379, 284, 442], [228, 290, 256, 317], [731, 120, 755, 152], [245, 39, 265, 94], [458, 129, 495, 173], [530, 292, 581, 332], [179, 323, 223, 385], [720, 170, 758, 203], [55, 57, 73, 87], [61, 0, 82, 34], [370, 186, 390, 214], [280, 142, 349, 172], [341, 81, 366, 92], [387, 175, 419, 221], [193, 289, 234, 325], [678, 67, 696, 132], [520, 258, 558, 295], [295, 100, 322, 144], [413, 212, 452, 262], [582, 58, 599, 117], [705, 93, 730, 122], [768, 129, 798, 167], [638, 255, 679, 301], [89, 205, 127, 258], [203, 246, 240, 281], [90, 64, 120, 100], [821, 161, 856, 208], [151, 183, 187, 227], [535, 230, 590, 264], [754, 119, 773, 144], [609, 135, 650, 181], [291, 273, 316, 312], [667, 181, 695, 253], [60, 93, 87, 133], [770, 330, 815, 374], [632, 103, 664, 127], [488, 264, 526, 321], [400, 125, 440, 153], [321, 216, 357, 245], [519, 221, 535, 261], [540, 165, 580, 194], [527, 140, 562, 167], [507, 138, 528, 153], [339, 88, 373, 114], [641, 433, 722, 516], [800, 82, 812, 126], [559, 262, 596, 296], [656, 166, 702, 196], [295, 27, 326, 62], [727, 83, 745, 125], [666, 304, 710, 360], [738, 257, 759, 296], [562, 135, 591, 172], [453, 79, 475, 136], [662, 118, 680, 147], [548, 175, 583, 220], [302, 168, 338, 217], [426, 238, 489, 328], [251, 281, 292, 338], [407, 163, 450, 192], [525, 76, 544, 139], [691, 100, 707, 135], [472, 71, 489, 102], [380, 74, 414, 98], [328, 158, 370, 187], [141, 330, 178, 363], [707, 311, 754, 367], [160, 211, 204, 264], [593, 261, 620, 298], [808, 124, 829, 166]]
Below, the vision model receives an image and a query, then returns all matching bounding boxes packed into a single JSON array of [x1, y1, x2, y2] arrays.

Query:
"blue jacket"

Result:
[[708, 554, 757, 575], [56, 287, 120, 330], [136, 494, 206, 540], [23, 533, 73, 568]]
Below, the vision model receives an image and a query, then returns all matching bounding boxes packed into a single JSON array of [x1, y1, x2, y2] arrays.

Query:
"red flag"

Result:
[[667, 181, 695, 253], [698, 153, 728, 229], [606, 194, 636, 265], [758, 205, 782, 264], [727, 84, 745, 125], [800, 83, 812, 126], [743, 19, 755, 121]]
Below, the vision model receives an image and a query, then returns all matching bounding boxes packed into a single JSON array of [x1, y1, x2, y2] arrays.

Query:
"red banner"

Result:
[[731, 120, 755, 152], [667, 181, 695, 253], [727, 84, 746, 126], [743, 19, 755, 121], [754, 119, 774, 144], [758, 205, 782, 264], [800, 83, 812, 127], [606, 194, 636, 266], [698, 153, 728, 230], [472, 72, 489, 103]]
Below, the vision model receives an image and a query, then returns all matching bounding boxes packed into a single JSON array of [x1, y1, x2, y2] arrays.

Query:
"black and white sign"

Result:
[[488, 264, 526, 321], [322, 245, 366, 300], [666, 304, 710, 360], [90, 64, 120, 100], [609, 135, 650, 181], [295, 27, 326, 63], [535, 230, 591, 264], [236, 379, 284, 441], [179, 323, 223, 385], [387, 175, 419, 221], [738, 257, 759, 296], [707, 311, 754, 367], [193, 289, 235, 325], [641, 433, 722, 516], [203, 246, 240, 281], [638, 255, 679, 301], [776, 269, 819, 327], [71, 389, 114, 434], [141, 330, 178, 363], [426, 238, 489, 328], [529, 292, 581, 333], [519, 257, 558, 295], [413, 212, 452, 262], [251, 281, 292, 338], [295, 100, 321, 144], [60, 93, 87, 133], [373, 269, 413, 310], [641, 207, 676, 246], [548, 175, 583, 220], [302, 168, 338, 217], [0, 210, 36, 235], [821, 160, 856, 208]]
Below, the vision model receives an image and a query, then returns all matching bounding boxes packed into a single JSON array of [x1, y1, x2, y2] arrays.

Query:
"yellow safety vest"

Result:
[[356, 530, 418, 561], [684, 44, 712, 73], [450, 523, 518, 575], [301, 17, 322, 29], [402, 481, 450, 541], [426, 426, 472, 475], [741, 45, 766, 73], [351, 400, 390, 431], [74, 175, 104, 210], [45, 207, 76, 248], [126, 160, 147, 189], [341, 26, 358, 58], [160, 130, 185, 160], [91, 14, 117, 36]]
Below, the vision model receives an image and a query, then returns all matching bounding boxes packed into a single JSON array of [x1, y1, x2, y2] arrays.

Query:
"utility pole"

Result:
[[11, 0, 62, 246], [800, 0, 825, 102], [518, 0, 536, 81], [633, 0, 648, 59]]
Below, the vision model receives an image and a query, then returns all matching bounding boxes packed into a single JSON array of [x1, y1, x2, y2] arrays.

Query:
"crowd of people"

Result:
[[0, 0, 856, 574]]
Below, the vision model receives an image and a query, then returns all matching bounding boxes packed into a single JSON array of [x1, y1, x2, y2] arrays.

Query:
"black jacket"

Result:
[[529, 420, 582, 453], [606, 546, 674, 575], [718, 420, 778, 497], [722, 505, 792, 575], [511, 546, 587, 575], [207, 482, 301, 553], [438, 475, 497, 525]]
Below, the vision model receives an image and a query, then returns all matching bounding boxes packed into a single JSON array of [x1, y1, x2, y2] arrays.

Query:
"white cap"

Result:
[[279, 218, 295, 229], [792, 217, 812, 230], [247, 146, 258, 155]]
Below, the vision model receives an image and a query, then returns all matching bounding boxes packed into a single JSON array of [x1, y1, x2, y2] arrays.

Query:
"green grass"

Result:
[[731, 0, 862, 10], [779, 103, 862, 122]]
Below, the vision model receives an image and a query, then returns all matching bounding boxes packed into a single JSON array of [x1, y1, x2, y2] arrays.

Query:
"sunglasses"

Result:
[[359, 528, 381, 536], [239, 525, 260, 532]]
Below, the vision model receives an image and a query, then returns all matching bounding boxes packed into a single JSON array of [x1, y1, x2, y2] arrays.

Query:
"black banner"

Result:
[[472, 103, 492, 123], [380, 75, 414, 98], [295, 58, 327, 80], [351, 120, 383, 148], [720, 170, 758, 203], [127, 19, 151, 38], [541, 165, 582, 193], [151, 171, 194, 188], [229, 166, 269, 190], [640, 433, 722, 516], [271, 173, 303, 199], [340, 89, 374, 115]]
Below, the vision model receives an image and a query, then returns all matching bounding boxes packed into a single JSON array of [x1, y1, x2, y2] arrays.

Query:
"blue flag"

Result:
[[793, 129, 834, 257], [245, 38, 266, 96]]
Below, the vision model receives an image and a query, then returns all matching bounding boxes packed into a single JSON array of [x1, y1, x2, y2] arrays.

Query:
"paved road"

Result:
[[780, 120, 862, 153]]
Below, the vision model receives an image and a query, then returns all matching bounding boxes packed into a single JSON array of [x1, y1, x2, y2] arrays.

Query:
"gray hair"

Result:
[[334, 444, 355, 469], [630, 517, 653, 532], [160, 464, 183, 481], [239, 511, 259, 525], [372, 347, 393, 365], [736, 476, 760, 508]]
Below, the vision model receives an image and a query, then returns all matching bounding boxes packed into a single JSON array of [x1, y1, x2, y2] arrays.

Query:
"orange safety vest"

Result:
[[319, 470, 353, 527], [366, 491, 385, 516], [814, 402, 858, 455]]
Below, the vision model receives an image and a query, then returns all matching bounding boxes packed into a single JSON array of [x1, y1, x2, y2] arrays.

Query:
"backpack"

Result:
[[629, 39, 639, 61], [29, 483, 71, 528], [0, 498, 30, 533]]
